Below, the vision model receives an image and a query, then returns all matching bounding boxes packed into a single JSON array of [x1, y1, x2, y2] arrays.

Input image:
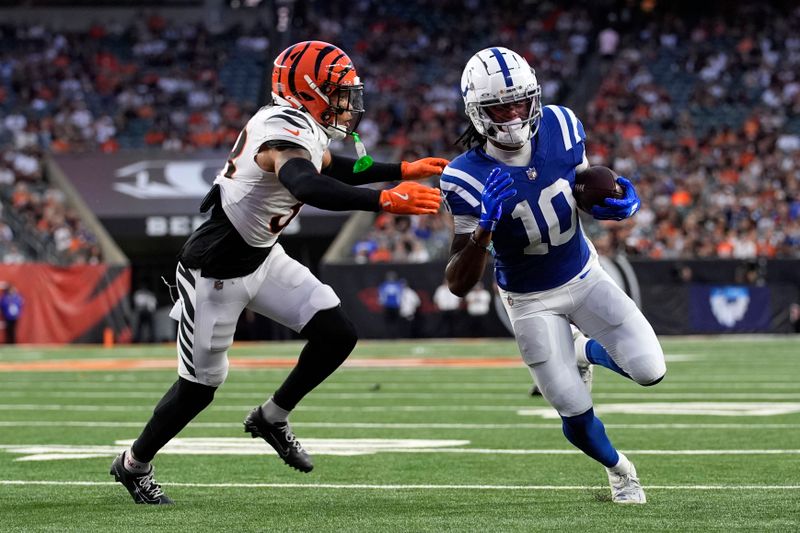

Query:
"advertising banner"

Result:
[[0, 264, 131, 344], [51, 152, 348, 240]]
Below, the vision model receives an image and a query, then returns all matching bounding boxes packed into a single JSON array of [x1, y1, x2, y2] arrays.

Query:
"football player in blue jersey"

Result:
[[441, 47, 666, 504]]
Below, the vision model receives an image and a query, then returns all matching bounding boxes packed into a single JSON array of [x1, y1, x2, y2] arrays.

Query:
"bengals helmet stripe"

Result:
[[275, 44, 297, 86], [286, 41, 312, 96], [323, 53, 345, 83], [313, 44, 338, 78]]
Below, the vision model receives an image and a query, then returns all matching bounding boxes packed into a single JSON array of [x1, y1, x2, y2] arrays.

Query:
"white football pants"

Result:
[[499, 255, 666, 417], [170, 244, 340, 387]]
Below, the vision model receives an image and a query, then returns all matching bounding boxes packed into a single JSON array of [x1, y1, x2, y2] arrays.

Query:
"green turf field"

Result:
[[1, 337, 799, 532]]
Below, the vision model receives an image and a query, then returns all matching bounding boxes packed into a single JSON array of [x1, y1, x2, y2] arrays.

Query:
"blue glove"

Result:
[[591, 176, 641, 221], [479, 167, 517, 231]]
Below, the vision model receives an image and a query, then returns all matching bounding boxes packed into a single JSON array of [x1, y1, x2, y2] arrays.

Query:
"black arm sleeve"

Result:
[[324, 153, 402, 185], [278, 157, 381, 212]]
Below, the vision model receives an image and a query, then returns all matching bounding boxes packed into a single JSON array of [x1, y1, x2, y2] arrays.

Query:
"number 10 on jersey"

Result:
[[511, 178, 577, 255]]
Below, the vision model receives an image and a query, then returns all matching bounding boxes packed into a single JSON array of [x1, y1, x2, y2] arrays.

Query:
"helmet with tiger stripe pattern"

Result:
[[271, 40, 364, 140]]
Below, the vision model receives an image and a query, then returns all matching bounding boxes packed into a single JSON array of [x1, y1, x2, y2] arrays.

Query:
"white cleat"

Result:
[[606, 461, 647, 504]]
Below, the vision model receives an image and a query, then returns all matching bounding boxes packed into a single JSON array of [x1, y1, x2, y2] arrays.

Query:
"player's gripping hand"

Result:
[[479, 168, 517, 231], [379, 181, 442, 215], [400, 157, 450, 180], [591, 176, 640, 221]]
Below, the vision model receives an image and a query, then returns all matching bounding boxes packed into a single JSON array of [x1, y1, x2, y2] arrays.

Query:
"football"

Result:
[[573, 165, 624, 213]]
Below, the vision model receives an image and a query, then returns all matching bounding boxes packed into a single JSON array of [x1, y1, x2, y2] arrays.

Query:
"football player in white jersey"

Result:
[[440, 47, 666, 504], [111, 41, 447, 504]]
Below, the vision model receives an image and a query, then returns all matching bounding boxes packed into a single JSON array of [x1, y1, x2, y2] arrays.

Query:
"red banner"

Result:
[[0, 264, 131, 344]]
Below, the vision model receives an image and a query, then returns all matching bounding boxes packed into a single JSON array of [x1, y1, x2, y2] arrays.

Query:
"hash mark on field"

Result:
[[2, 480, 800, 491]]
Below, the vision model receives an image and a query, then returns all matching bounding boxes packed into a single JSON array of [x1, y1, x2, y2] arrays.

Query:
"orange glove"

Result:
[[379, 181, 442, 215], [400, 157, 450, 180]]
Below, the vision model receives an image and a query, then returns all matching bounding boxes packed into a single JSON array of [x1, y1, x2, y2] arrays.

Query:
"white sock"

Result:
[[124, 450, 151, 474], [260, 397, 290, 423], [608, 452, 633, 475], [573, 331, 591, 367]]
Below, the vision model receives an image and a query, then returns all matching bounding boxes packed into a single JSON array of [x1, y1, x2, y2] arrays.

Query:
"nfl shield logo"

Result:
[[214, 280, 224, 290], [526, 167, 537, 180], [506, 294, 514, 307]]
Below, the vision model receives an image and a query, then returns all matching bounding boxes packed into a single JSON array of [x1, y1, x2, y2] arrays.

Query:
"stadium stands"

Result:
[[0, 1, 798, 265]]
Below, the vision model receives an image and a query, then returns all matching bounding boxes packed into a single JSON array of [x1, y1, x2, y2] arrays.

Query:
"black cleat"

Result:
[[244, 407, 313, 473], [110, 452, 174, 505]]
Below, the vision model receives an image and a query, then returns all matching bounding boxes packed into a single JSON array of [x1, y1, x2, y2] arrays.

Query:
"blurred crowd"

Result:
[[338, 1, 800, 261], [584, 2, 800, 259], [1, 1, 799, 265], [352, 212, 452, 264], [0, 14, 264, 153], [0, 147, 101, 264], [301, 0, 594, 162]]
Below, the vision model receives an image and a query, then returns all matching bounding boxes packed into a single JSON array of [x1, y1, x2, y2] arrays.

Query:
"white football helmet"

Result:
[[461, 47, 542, 148]]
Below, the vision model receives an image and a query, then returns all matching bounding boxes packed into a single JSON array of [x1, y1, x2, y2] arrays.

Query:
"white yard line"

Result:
[[0, 381, 799, 390], [2, 391, 800, 400], [1, 480, 799, 491], [1, 442, 799, 457], [0, 404, 800, 416], [1, 421, 800, 430], [3, 380, 797, 391]]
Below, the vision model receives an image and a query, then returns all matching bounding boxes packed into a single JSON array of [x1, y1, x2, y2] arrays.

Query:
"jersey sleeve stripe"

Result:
[[441, 180, 481, 207], [266, 115, 307, 130], [281, 108, 316, 129], [442, 167, 485, 194], [548, 105, 574, 151], [562, 106, 584, 144]]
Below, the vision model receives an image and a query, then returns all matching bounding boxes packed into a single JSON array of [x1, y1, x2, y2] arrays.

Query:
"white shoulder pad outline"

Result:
[[544, 104, 584, 152], [440, 165, 484, 208]]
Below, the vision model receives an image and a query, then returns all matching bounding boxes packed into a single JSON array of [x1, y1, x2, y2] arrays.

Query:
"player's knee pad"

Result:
[[628, 356, 666, 387], [514, 316, 572, 367], [641, 371, 666, 387], [198, 356, 229, 387], [302, 306, 358, 359]]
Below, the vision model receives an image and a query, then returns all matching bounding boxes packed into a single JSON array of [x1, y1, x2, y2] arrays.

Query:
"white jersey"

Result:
[[213, 105, 331, 247]]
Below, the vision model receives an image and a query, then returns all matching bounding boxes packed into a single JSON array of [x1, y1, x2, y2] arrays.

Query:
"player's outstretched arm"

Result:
[[445, 168, 516, 297], [322, 152, 449, 186], [260, 145, 441, 214]]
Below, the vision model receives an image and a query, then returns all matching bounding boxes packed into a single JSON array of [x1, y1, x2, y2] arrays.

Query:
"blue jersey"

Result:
[[378, 280, 404, 309], [442, 105, 593, 293]]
